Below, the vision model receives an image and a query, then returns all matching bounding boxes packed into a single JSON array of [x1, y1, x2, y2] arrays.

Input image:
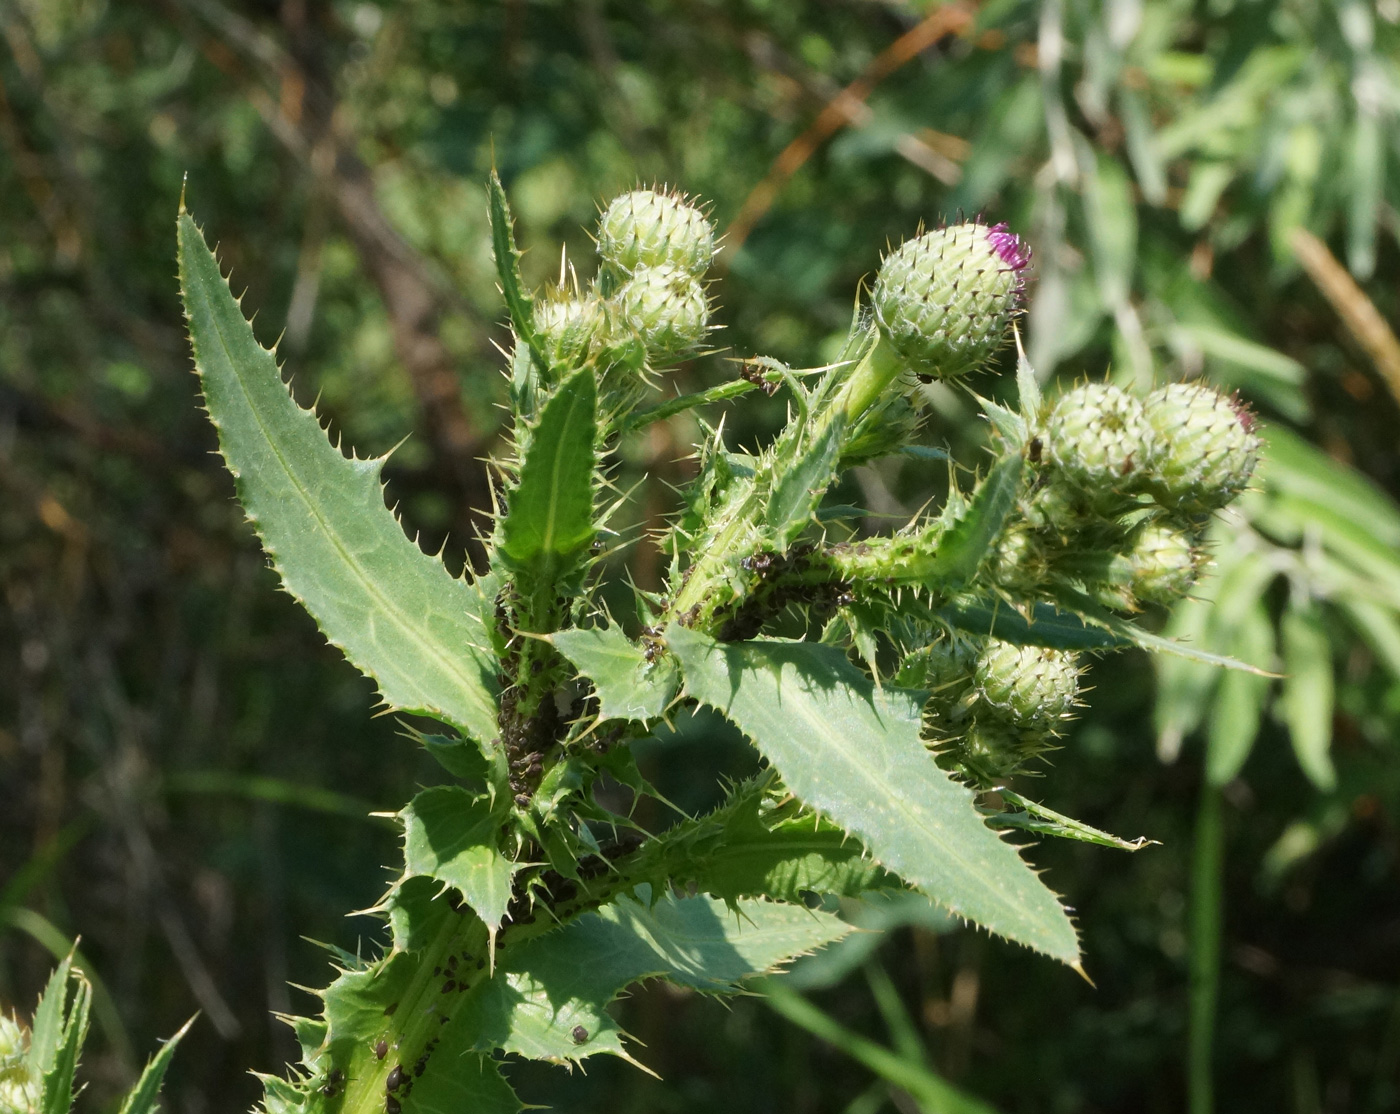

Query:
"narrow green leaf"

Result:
[[927, 457, 1023, 587], [117, 1015, 196, 1114], [938, 598, 1127, 651], [400, 786, 517, 932], [39, 970, 90, 1114], [989, 791, 1154, 851], [665, 626, 1080, 964], [177, 213, 500, 745], [550, 625, 679, 721], [488, 170, 549, 379], [766, 414, 846, 548], [408, 1052, 520, 1114], [1206, 601, 1276, 785], [1054, 585, 1273, 674], [499, 367, 599, 580], [27, 951, 75, 1078], [449, 888, 850, 1065], [1279, 604, 1336, 791]]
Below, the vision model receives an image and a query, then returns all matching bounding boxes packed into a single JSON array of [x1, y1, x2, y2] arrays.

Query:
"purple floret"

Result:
[[986, 223, 1030, 278]]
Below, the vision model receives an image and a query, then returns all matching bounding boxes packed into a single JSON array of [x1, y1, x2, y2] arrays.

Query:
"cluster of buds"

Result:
[[900, 637, 1083, 780], [997, 381, 1261, 610], [534, 188, 715, 373]]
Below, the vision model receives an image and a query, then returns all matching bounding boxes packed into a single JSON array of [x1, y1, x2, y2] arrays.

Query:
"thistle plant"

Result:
[[173, 177, 1263, 1114]]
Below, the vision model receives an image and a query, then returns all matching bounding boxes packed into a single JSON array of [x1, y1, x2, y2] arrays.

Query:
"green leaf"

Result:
[[408, 1052, 520, 1114], [401, 786, 517, 933], [665, 626, 1080, 964], [489, 170, 549, 385], [117, 1015, 196, 1114], [937, 599, 1126, 652], [1279, 603, 1336, 791], [320, 952, 415, 1044], [926, 457, 1023, 587], [177, 213, 500, 745], [28, 951, 76, 1078], [1206, 600, 1276, 785], [766, 414, 846, 548], [382, 875, 457, 954], [550, 625, 679, 721], [449, 888, 850, 1065], [39, 968, 90, 1114], [989, 791, 1154, 851], [499, 367, 599, 582]]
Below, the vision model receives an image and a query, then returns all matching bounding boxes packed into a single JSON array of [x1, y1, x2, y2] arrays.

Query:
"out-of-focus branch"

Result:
[[724, 4, 977, 252], [162, 0, 496, 530], [1291, 227, 1400, 411]]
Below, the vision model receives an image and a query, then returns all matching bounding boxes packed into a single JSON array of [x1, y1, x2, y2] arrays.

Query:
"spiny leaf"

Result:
[[39, 967, 90, 1114], [665, 626, 1081, 965], [27, 950, 76, 1078], [989, 791, 1154, 851], [445, 888, 850, 1065], [925, 456, 1023, 587], [117, 1015, 196, 1114], [549, 625, 678, 722], [177, 212, 500, 745], [408, 1052, 519, 1114], [400, 786, 517, 933], [766, 414, 846, 548], [938, 598, 1128, 651], [499, 367, 599, 582], [489, 170, 549, 387]]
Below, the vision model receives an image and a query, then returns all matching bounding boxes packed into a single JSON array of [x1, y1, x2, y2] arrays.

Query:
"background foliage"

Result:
[[2, 0, 1399, 1112]]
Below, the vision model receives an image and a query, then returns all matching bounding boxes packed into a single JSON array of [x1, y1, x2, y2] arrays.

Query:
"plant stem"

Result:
[[1187, 780, 1224, 1114]]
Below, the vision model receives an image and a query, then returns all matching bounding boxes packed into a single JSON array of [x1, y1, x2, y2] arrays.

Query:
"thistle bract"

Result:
[[871, 221, 1028, 379], [598, 188, 716, 278], [1047, 383, 1156, 496], [613, 263, 710, 361], [974, 640, 1081, 730], [1128, 522, 1202, 606], [0, 1015, 34, 1112], [1143, 383, 1261, 512]]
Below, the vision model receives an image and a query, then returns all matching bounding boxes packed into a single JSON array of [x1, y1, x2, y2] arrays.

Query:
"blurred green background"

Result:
[[2, 1, 1399, 1111]]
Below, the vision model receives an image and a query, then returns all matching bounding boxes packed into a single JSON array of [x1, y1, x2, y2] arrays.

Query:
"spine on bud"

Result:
[[1142, 383, 1261, 512]]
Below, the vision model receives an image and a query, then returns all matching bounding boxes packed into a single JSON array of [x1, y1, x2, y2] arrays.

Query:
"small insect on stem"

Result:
[[570, 1025, 589, 1045], [374, 1039, 388, 1060]]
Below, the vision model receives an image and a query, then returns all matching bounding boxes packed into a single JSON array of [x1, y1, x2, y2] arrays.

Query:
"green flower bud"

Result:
[[598, 189, 716, 278], [612, 264, 710, 361], [1143, 383, 1261, 512], [1046, 383, 1157, 496], [1127, 522, 1202, 606], [989, 524, 1049, 592], [898, 637, 978, 695], [534, 291, 605, 366], [871, 221, 1029, 379], [974, 640, 1081, 730]]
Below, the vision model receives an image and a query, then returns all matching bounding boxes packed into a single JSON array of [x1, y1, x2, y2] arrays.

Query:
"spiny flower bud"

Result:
[[612, 264, 710, 361], [898, 637, 978, 694], [598, 189, 716, 278], [1143, 383, 1261, 513], [974, 640, 1081, 730], [1046, 383, 1157, 496], [871, 221, 1029, 379], [1127, 522, 1202, 606], [534, 291, 604, 365]]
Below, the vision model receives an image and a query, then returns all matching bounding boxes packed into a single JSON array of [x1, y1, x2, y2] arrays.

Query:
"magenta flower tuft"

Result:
[[986, 222, 1031, 279]]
